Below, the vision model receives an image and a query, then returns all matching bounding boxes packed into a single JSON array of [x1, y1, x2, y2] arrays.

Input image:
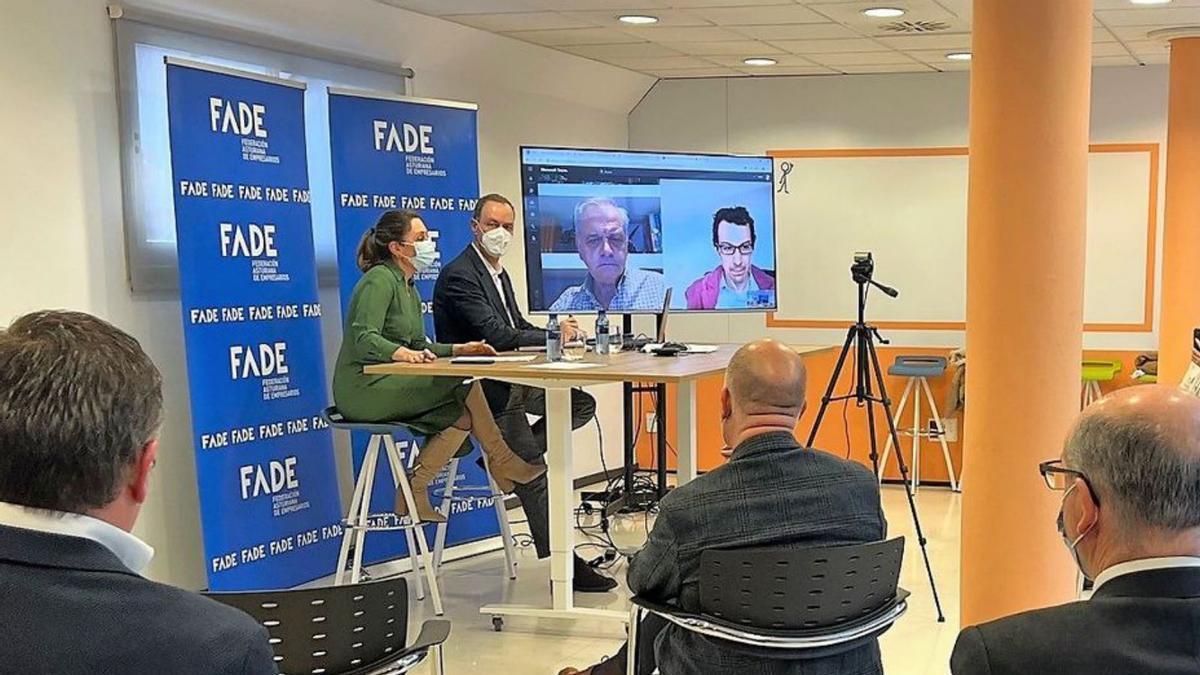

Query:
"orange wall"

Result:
[[635, 347, 1149, 478]]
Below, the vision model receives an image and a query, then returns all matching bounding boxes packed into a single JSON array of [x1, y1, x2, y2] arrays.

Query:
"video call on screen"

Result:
[[521, 147, 778, 315]]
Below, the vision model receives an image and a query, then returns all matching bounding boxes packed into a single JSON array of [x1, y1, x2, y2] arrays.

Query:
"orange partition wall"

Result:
[[634, 348, 1146, 479], [1159, 37, 1200, 383]]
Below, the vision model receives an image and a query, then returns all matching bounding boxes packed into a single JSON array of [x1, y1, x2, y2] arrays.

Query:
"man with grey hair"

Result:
[[0, 310, 277, 674], [549, 197, 667, 312], [561, 339, 886, 675], [952, 384, 1200, 675]]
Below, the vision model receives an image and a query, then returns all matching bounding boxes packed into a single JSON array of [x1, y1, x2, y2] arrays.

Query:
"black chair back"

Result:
[[207, 576, 409, 675], [699, 538, 905, 631]]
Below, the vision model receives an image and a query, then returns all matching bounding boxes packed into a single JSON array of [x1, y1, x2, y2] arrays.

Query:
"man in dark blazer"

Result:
[[952, 384, 1200, 675], [561, 339, 888, 675], [433, 193, 614, 592], [0, 311, 277, 675]]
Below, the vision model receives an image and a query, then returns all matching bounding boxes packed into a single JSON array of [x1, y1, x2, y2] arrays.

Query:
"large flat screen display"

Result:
[[520, 147, 777, 314]]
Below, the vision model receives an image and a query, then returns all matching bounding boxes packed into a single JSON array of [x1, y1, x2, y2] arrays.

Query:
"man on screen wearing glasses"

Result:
[[684, 206, 775, 310], [951, 385, 1200, 675]]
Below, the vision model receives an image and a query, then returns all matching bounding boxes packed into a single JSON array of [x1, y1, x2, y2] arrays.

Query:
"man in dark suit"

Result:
[[561, 339, 887, 675], [0, 310, 277, 675], [952, 384, 1200, 675], [433, 193, 614, 592]]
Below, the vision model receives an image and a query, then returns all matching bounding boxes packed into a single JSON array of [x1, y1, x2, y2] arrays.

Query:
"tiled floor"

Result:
[[396, 485, 962, 674]]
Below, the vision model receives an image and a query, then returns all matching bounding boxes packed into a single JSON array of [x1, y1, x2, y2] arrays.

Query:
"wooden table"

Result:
[[365, 343, 832, 629]]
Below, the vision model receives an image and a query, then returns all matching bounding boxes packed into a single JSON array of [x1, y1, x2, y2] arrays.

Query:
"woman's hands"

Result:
[[392, 346, 436, 363], [453, 341, 498, 357]]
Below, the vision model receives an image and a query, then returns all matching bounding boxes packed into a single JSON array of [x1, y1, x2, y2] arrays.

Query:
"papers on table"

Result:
[[452, 355, 538, 363]]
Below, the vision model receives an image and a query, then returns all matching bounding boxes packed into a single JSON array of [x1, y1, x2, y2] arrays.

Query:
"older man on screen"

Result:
[[951, 385, 1200, 675], [549, 198, 667, 312]]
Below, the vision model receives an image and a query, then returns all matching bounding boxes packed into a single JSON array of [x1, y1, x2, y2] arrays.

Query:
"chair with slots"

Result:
[[626, 538, 909, 674], [205, 576, 450, 675]]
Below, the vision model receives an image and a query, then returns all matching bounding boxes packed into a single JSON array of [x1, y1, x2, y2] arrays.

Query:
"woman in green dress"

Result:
[[333, 210, 545, 523]]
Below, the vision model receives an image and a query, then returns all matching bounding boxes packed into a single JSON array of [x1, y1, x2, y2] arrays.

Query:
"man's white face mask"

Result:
[[480, 226, 513, 258]]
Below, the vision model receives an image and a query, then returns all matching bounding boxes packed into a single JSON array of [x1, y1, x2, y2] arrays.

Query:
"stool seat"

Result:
[[322, 407, 471, 457], [322, 406, 414, 435], [888, 356, 947, 379], [1082, 360, 1122, 382]]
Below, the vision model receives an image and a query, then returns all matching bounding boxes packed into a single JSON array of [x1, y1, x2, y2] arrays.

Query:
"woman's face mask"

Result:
[[403, 239, 438, 272]]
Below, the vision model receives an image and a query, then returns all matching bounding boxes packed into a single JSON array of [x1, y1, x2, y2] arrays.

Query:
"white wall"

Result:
[[629, 67, 1169, 352], [0, 0, 651, 589]]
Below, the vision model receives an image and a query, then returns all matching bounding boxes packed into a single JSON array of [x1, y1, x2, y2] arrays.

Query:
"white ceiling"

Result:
[[375, 0, 1198, 79]]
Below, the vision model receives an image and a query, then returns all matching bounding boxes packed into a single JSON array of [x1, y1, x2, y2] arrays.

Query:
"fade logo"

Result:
[[239, 456, 299, 499], [220, 222, 277, 258], [229, 342, 289, 380], [372, 119, 433, 155], [209, 97, 267, 138]]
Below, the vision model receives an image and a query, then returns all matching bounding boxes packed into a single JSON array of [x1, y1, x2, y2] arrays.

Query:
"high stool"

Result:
[[321, 407, 443, 617], [877, 356, 959, 492], [1082, 360, 1122, 408], [431, 450, 519, 580]]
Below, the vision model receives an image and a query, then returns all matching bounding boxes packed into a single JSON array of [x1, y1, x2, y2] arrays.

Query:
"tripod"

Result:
[[805, 266, 946, 623]]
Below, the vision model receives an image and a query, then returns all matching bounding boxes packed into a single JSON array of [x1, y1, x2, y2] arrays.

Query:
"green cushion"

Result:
[[1082, 360, 1122, 382]]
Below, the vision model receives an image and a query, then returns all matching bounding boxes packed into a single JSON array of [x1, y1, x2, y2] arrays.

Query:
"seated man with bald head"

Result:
[[562, 339, 887, 675], [952, 385, 1200, 675]]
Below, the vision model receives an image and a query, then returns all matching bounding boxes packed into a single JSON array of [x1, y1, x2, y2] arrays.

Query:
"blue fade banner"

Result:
[[328, 88, 497, 565], [166, 59, 343, 591]]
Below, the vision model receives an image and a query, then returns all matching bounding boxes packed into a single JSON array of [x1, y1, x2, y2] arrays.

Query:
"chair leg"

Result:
[[351, 436, 382, 585], [878, 378, 915, 483], [384, 435, 444, 616], [336, 432, 372, 586], [920, 377, 959, 492], [627, 605, 642, 675], [482, 451, 518, 580], [432, 458, 460, 572], [431, 644, 444, 675]]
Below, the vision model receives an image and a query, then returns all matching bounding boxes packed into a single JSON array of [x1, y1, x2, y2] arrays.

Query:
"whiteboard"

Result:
[[770, 147, 1154, 330]]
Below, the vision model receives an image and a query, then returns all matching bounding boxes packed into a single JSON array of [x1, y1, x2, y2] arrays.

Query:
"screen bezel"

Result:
[[518, 145, 779, 316]]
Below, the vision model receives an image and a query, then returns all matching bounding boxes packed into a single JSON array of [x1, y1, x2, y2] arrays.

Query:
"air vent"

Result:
[[881, 20, 951, 33]]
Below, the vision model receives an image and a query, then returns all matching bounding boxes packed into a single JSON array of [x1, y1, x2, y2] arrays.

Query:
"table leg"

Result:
[[479, 384, 626, 628], [676, 380, 698, 484], [546, 386, 574, 610]]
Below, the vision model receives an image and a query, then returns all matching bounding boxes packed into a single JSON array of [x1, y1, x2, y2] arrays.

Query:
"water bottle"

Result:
[[546, 313, 562, 362], [595, 310, 610, 355]]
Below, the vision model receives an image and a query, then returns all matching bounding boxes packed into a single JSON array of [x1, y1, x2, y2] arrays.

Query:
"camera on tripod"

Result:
[[851, 251, 874, 285], [850, 251, 899, 298]]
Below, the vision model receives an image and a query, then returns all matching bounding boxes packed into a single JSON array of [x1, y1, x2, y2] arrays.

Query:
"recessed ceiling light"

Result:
[[946, 52, 972, 61], [743, 57, 778, 66], [1130, 0, 1172, 5], [618, 14, 659, 25], [862, 7, 907, 18]]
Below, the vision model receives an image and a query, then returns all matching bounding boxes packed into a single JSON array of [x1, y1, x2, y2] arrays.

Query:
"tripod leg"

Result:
[[865, 338, 946, 623], [805, 327, 858, 448]]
